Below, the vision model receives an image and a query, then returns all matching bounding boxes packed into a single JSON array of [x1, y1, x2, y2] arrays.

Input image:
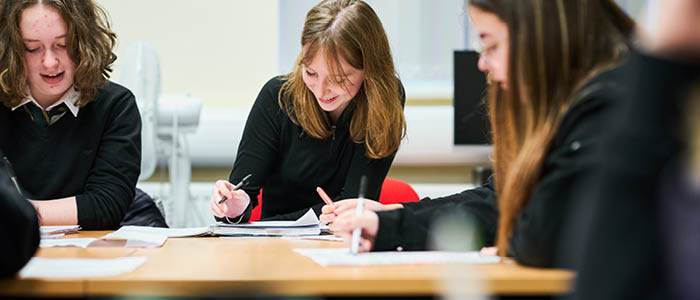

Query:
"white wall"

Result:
[[96, 0, 279, 108]]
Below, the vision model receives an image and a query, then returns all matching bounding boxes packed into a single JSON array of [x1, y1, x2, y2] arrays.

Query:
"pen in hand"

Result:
[[350, 175, 367, 255], [316, 187, 334, 206], [217, 174, 252, 204], [3, 156, 23, 197]]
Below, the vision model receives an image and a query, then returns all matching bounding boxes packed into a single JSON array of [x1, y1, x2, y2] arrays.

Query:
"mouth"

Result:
[[319, 95, 338, 104], [41, 71, 65, 85]]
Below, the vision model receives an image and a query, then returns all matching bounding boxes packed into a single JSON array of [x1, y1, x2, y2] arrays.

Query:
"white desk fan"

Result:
[[119, 42, 203, 227]]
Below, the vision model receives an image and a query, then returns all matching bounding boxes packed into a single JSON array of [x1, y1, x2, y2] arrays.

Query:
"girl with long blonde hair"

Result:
[[211, 0, 406, 222]]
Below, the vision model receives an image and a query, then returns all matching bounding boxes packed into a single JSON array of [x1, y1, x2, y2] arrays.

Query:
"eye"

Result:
[[305, 70, 316, 77], [25, 46, 39, 53], [484, 44, 498, 56], [57, 44, 67, 49]]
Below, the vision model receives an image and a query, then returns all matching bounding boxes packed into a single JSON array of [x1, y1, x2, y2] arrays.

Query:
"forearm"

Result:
[[30, 197, 78, 226]]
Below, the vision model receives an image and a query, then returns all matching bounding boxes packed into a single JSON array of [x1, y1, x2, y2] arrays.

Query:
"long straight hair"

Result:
[[279, 0, 406, 159], [468, 0, 634, 256]]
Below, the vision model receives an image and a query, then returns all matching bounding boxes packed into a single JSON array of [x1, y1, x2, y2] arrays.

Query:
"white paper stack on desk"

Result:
[[212, 208, 321, 236]]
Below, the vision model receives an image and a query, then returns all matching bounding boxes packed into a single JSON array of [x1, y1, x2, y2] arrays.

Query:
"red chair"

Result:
[[248, 178, 419, 221], [378, 177, 420, 205], [250, 190, 263, 221]]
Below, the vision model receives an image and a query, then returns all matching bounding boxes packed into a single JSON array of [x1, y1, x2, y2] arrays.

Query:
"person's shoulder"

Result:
[[87, 81, 138, 118], [93, 81, 137, 107], [98, 81, 135, 99], [260, 75, 287, 95], [567, 65, 628, 119]]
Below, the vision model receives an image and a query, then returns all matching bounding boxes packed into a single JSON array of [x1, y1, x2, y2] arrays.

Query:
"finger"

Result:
[[359, 237, 373, 253], [215, 180, 234, 200], [321, 204, 335, 214], [329, 213, 354, 232], [319, 213, 336, 223], [210, 193, 225, 218]]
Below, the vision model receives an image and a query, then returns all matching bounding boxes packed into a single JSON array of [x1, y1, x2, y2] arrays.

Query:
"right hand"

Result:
[[328, 209, 380, 253], [210, 179, 251, 219], [320, 198, 402, 223]]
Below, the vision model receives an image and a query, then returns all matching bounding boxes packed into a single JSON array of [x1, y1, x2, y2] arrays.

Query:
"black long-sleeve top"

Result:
[[0, 149, 40, 277], [572, 50, 700, 300], [373, 67, 626, 268], [222, 76, 404, 222], [0, 82, 141, 230]]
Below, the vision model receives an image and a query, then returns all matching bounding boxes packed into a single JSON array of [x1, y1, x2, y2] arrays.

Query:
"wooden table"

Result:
[[0, 231, 574, 298]]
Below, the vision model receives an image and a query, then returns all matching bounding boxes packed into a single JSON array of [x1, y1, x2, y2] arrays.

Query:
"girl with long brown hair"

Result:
[[328, 0, 633, 267], [0, 0, 142, 229], [210, 0, 406, 222]]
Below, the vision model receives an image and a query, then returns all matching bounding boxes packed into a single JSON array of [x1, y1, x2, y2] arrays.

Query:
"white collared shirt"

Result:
[[11, 86, 80, 117]]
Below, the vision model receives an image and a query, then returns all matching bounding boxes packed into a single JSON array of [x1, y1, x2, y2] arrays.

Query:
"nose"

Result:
[[319, 77, 331, 95], [477, 54, 489, 72], [42, 49, 59, 69]]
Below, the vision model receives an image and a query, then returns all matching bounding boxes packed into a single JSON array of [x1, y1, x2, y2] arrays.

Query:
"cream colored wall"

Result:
[[96, 0, 279, 107]]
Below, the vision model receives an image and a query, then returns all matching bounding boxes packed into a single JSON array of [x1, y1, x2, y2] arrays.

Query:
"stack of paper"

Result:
[[213, 208, 321, 236]]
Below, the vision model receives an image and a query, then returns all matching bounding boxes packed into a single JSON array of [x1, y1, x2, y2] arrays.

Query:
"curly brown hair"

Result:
[[0, 0, 117, 108]]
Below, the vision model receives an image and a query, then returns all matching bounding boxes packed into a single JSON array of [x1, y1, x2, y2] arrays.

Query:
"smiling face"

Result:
[[301, 49, 365, 121], [20, 4, 76, 107], [469, 5, 509, 89]]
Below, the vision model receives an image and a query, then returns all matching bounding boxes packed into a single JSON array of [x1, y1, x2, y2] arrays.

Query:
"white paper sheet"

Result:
[[101, 231, 167, 248], [294, 235, 344, 242], [40, 238, 97, 248], [19, 257, 147, 278], [115, 225, 211, 237], [294, 248, 501, 266]]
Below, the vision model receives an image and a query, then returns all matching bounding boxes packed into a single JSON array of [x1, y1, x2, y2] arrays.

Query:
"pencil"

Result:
[[316, 187, 334, 206]]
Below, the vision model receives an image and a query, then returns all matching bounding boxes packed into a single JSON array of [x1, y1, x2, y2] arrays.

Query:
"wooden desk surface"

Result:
[[0, 231, 574, 298]]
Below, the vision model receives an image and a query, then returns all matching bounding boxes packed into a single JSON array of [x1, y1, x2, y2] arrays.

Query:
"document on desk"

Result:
[[19, 256, 147, 278], [213, 208, 321, 236], [294, 248, 501, 266], [102, 230, 167, 248], [40, 238, 97, 248], [289, 235, 344, 242], [114, 225, 212, 237]]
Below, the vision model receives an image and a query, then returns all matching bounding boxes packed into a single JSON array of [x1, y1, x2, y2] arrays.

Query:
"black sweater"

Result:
[[0, 82, 141, 230], [224, 77, 403, 222], [572, 50, 700, 300], [0, 151, 39, 277], [374, 67, 626, 268]]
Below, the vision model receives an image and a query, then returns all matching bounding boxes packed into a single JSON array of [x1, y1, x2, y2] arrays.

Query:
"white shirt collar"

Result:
[[11, 86, 80, 117]]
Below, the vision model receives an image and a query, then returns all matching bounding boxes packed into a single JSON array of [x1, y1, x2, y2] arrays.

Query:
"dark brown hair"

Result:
[[468, 0, 634, 256], [0, 0, 117, 107], [279, 0, 406, 159]]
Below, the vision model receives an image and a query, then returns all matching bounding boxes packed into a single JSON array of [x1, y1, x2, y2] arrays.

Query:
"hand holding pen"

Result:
[[210, 174, 252, 220], [327, 176, 380, 253]]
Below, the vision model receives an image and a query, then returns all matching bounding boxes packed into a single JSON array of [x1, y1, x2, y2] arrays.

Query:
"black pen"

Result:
[[3, 156, 22, 197], [218, 174, 252, 204]]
